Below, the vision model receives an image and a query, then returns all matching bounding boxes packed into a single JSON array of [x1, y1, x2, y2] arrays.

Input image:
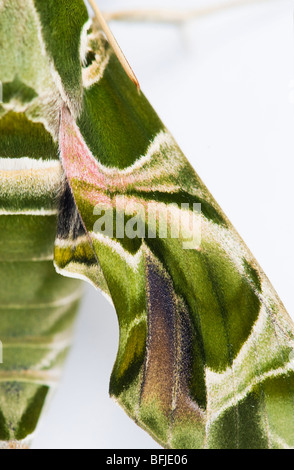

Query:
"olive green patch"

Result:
[[110, 322, 147, 396], [0, 260, 81, 306], [0, 112, 58, 159], [0, 215, 57, 261], [243, 259, 262, 293], [0, 302, 80, 339], [15, 386, 49, 440], [78, 54, 164, 169], [33, 0, 88, 105], [2, 76, 38, 105], [0, 411, 10, 441], [262, 372, 294, 447], [208, 390, 269, 449]]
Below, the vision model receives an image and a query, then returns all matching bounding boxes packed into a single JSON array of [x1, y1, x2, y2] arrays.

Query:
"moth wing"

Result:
[[56, 24, 294, 449]]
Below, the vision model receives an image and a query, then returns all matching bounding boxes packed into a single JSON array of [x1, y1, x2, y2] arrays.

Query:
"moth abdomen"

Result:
[[0, 158, 83, 448]]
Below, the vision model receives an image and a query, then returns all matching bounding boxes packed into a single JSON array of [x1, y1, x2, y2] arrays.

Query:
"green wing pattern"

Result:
[[56, 18, 294, 449], [0, 0, 85, 448], [1, 0, 294, 449]]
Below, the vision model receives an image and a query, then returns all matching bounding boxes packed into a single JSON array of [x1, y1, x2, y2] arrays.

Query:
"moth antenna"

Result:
[[87, 0, 140, 92], [102, 0, 274, 24]]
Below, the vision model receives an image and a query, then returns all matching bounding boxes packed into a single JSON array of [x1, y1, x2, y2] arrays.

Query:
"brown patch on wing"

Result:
[[173, 299, 205, 424], [141, 253, 204, 424], [141, 254, 177, 415]]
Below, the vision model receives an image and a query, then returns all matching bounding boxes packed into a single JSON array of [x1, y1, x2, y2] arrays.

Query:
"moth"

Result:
[[0, 0, 294, 450]]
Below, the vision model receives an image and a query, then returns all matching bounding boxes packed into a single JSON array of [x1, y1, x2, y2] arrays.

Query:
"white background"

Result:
[[33, 0, 294, 449]]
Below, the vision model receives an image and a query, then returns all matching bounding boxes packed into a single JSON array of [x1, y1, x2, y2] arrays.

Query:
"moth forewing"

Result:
[[40, 0, 291, 447], [1, 0, 294, 450], [67, 0, 294, 449], [0, 0, 87, 448]]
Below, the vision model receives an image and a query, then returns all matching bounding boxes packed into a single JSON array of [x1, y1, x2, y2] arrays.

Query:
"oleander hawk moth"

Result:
[[1, 0, 294, 449]]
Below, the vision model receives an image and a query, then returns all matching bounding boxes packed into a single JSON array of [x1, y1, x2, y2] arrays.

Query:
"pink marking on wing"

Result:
[[60, 106, 106, 190], [60, 107, 138, 198], [59, 107, 175, 201], [78, 185, 112, 208]]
